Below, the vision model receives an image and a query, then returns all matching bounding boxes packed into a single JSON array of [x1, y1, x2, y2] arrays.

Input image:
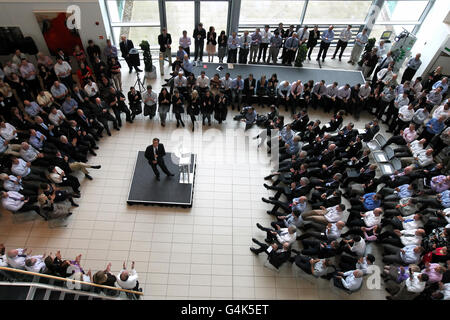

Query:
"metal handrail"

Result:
[[0, 266, 143, 296]]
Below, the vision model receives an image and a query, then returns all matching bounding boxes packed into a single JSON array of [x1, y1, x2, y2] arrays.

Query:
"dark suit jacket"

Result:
[[307, 30, 320, 47], [268, 248, 291, 269], [158, 34, 172, 52], [244, 78, 256, 95], [193, 28, 206, 42], [119, 39, 134, 58], [145, 143, 167, 163]]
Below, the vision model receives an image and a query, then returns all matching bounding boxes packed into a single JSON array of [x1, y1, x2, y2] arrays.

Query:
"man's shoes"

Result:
[[264, 175, 273, 180], [107, 131, 112, 136], [261, 197, 270, 203], [91, 165, 101, 169], [316, 58, 319, 61], [268, 197, 276, 201], [93, 146, 99, 150], [263, 183, 271, 189], [85, 174, 93, 180], [129, 69, 133, 74], [308, 57, 311, 61], [339, 58, 342, 62], [115, 127, 120, 131], [266, 211, 273, 215], [347, 60, 352, 64], [156, 176, 160, 181], [162, 83, 169, 87], [89, 150, 97, 156], [322, 59, 325, 62], [264, 238, 271, 244], [331, 56, 336, 59], [136, 68, 143, 72], [167, 173, 175, 177], [71, 202, 79, 207], [256, 223, 264, 231], [250, 247, 259, 255]]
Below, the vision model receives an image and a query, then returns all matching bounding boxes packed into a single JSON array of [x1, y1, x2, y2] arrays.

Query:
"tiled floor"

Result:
[[0, 58, 388, 299]]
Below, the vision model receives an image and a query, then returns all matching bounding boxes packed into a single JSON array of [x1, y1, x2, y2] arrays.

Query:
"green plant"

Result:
[[139, 40, 153, 72], [294, 44, 308, 67]]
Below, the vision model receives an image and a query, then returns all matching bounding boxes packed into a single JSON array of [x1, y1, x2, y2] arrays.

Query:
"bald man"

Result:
[[117, 261, 141, 298]]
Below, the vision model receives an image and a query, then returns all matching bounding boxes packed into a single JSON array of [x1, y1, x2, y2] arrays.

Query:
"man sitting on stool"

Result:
[[144, 138, 174, 181]]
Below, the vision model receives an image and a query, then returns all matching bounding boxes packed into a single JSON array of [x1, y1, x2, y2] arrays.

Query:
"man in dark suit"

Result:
[[193, 23, 206, 62], [250, 241, 291, 269], [144, 138, 174, 181], [119, 35, 142, 73], [243, 74, 256, 104], [158, 28, 172, 75], [342, 164, 377, 188]]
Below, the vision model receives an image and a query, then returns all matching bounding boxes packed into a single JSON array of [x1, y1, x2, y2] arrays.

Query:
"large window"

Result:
[[201, 1, 229, 35], [166, 1, 195, 49], [377, 0, 429, 22], [369, 24, 416, 41], [106, 0, 160, 46], [303, 1, 372, 24], [240, 0, 306, 25]]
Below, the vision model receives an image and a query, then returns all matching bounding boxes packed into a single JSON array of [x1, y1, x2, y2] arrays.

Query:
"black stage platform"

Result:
[[193, 62, 365, 85], [127, 151, 196, 207]]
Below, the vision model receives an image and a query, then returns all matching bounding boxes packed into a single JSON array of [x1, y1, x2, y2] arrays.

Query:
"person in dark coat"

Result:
[[214, 90, 228, 124]]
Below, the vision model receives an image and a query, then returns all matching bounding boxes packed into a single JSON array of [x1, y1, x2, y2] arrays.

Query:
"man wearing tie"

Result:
[[119, 35, 142, 74], [144, 138, 174, 181], [317, 25, 334, 62]]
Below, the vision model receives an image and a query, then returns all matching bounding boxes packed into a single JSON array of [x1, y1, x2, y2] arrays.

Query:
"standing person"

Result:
[[158, 28, 173, 76], [361, 47, 379, 79], [258, 25, 272, 63], [86, 40, 101, 66], [158, 88, 171, 127], [179, 30, 192, 58], [217, 31, 228, 63], [142, 85, 157, 120], [103, 39, 118, 64], [332, 25, 352, 61], [193, 23, 206, 62], [54, 57, 73, 92], [227, 32, 239, 63], [306, 25, 320, 61], [317, 25, 334, 62], [297, 25, 309, 46], [282, 33, 299, 65], [348, 28, 368, 65], [249, 28, 262, 64], [372, 51, 393, 83], [269, 30, 283, 64], [19, 59, 39, 97], [119, 35, 142, 74], [206, 26, 217, 63], [109, 57, 122, 92], [144, 138, 174, 181], [239, 31, 251, 64], [402, 53, 422, 84]]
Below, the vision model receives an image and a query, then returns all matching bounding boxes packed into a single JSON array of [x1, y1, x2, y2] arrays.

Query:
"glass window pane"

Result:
[[201, 1, 228, 36], [240, 0, 305, 25], [370, 24, 416, 41], [377, 1, 428, 22], [166, 1, 195, 50], [304, 1, 372, 24], [107, 0, 160, 23], [113, 26, 161, 48]]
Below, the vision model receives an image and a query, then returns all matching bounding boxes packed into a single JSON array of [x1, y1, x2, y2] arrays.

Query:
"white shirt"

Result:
[[116, 269, 138, 289], [54, 61, 72, 77], [0, 123, 17, 141], [142, 90, 157, 106], [25, 255, 46, 273], [398, 106, 414, 122], [441, 283, 450, 300], [402, 214, 424, 230], [260, 30, 273, 44], [377, 68, 393, 82], [3, 175, 21, 192], [395, 95, 409, 108], [409, 140, 425, 157], [84, 82, 99, 97], [341, 271, 363, 291], [416, 150, 434, 167], [2, 191, 25, 212], [325, 84, 338, 98], [432, 105, 450, 120], [405, 272, 426, 293], [313, 259, 327, 277], [356, 257, 369, 275], [350, 239, 366, 256], [359, 85, 371, 99], [6, 248, 26, 269], [196, 76, 210, 88], [363, 211, 382, 227], [48, 110, 66, 126], [0, 254, 7, 267], [20, 146, 39, 162], [400, 229, 422, 246], [49, 166, 64, 184], [276, 228, 296, 245], [339, 29, 352, 42], [11, 158, 31, 177], [324, 206, 343, 223], [376, 44, 386, 58], [326, 223, 341, 240]]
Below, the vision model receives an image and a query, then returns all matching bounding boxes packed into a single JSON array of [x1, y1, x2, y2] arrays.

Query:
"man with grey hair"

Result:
[[255, 223, 297, 246], [6, 248, 29, 269], [282, 32, 299, 65], [250, 242, 291, 269], [333, 269, 364, 292]]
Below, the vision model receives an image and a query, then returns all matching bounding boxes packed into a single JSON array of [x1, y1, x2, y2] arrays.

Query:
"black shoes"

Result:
[[250, 247, 259, 255], [85, 174, 93, 180], [261, 197, 270, 203], [156, 176, 160, 181], [256, 223, 264, 231], [263, 183, 271, 189], [167, 173, 174, 177], [92, 165, 101, 169]]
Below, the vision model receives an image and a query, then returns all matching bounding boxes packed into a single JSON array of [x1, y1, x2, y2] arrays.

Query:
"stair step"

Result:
[[32, 288, 47, 300], [49, 290, 61, 300]]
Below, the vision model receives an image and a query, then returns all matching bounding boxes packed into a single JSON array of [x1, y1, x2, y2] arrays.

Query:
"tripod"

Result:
[[134, 70, 146, 93]]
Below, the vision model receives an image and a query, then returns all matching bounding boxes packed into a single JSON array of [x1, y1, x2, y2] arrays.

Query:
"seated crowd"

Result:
[[247, 68, 449, 299], [0, 244, 141, 298]]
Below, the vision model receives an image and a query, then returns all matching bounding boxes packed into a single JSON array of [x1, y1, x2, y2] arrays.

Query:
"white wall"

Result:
[[0, 0, 108, 62], [411, 0, 450, 76]]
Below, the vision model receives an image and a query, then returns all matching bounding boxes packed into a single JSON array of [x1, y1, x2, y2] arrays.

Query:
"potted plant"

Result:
[[294, 44, 308, 67], [139, 40, 156, 79]]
